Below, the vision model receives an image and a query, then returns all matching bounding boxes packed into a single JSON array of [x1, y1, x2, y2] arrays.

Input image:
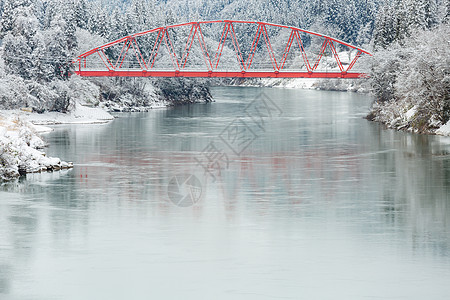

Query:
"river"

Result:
[[1, 87, 450, 299]]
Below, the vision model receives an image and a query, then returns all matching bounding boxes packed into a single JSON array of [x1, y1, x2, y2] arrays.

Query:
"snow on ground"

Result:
[[405, 106, 417, 120], [32, 124, 53, 134], [1, 102, 115, 125], [252, 78, 318, 89], [0, 113, 73, 180], [436, 122, 450, 136]]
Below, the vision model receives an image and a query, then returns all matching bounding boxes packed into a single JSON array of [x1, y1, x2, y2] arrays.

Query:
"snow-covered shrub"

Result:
[[0, 137, 20, 179], [153, 78, 212, 104], [26, 81, 60, 113], [370, 45, 402, 103], [394, 25, 450, 130], [0, 75, 29, 109], [67, 75, 100, 105], [89, 77, 170, 111], [49, 80, 74, 113]]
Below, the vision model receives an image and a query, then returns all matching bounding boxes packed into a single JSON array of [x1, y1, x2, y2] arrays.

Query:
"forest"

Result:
[[0, 0, 448, 128]]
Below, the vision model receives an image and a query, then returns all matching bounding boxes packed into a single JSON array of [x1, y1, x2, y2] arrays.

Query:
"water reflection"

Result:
[[1, 87, 450, 299]]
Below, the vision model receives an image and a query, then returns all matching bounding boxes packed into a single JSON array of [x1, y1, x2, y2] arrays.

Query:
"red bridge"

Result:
[[74, 20, 372, 79]]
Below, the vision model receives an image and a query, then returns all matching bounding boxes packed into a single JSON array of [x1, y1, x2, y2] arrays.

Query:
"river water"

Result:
[[1, 87, 450, 299]]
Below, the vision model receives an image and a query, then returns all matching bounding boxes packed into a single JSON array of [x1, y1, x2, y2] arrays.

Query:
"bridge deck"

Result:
[[74, 70, 368, 78]]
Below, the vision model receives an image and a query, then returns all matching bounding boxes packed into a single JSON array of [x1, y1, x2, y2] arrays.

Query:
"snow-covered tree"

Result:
[[373, 0, 441, 49], [394, 24, 450, 129], [2, 2, 39, 80], [73, 0, 88, 30], [369, 2, 450, 134], [0, 0, 15, 37]]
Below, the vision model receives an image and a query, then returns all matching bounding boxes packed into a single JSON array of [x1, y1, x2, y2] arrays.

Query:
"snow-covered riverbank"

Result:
[[2, 102, 115, 125], [0, 114, 74, 181], [367, 100, 450, 137], [0, 103, 119, 180], [230, 77, 370, 93], [366, 24, 449, 137]]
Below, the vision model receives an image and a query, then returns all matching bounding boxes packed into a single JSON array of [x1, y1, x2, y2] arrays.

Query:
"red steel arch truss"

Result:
[[74, 20, 372, 79]]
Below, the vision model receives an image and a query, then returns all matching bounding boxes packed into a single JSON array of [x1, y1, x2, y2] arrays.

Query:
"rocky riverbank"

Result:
[[366, 100, 450, 136]]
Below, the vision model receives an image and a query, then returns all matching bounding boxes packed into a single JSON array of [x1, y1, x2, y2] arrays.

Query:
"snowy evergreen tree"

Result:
[[34, 0, 57, 30], [86, 2, 109, 38], [405, 0, 438, 31], [0, 0, 15, 38], [45, 14, 71, 79], [373, 0, 440, 49], [73, 0, 88, 29], [373, 4, 395, 48], [2, 2, 39, 80], [444, 0, 450, 24]]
